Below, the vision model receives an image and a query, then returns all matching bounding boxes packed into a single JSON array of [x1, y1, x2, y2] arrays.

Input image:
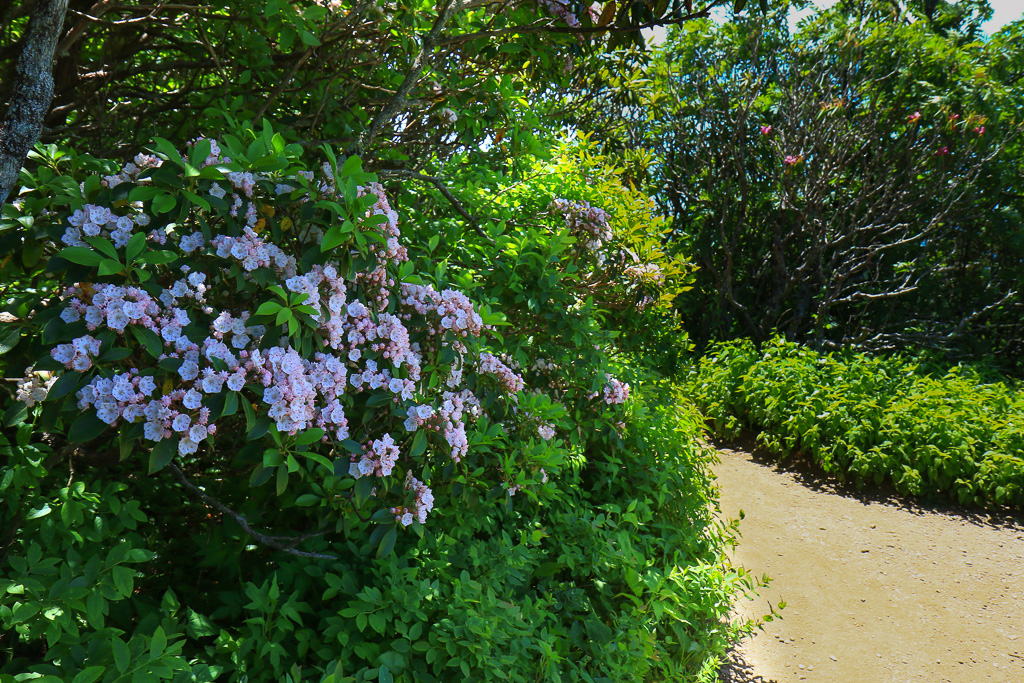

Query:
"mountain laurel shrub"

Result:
[[0, 124, 753, 682], [688, 338, 1024, 509]]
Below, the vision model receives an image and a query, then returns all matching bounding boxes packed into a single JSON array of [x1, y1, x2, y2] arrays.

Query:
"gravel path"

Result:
[[713, 445, 1024, 683]]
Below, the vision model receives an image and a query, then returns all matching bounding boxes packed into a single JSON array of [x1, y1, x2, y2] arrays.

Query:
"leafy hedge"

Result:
[[0, 126, 754, 682], [687, 338, 1024, 509]]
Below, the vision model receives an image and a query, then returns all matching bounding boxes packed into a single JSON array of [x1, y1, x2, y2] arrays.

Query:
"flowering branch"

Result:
[[169, 463, 337, 560]]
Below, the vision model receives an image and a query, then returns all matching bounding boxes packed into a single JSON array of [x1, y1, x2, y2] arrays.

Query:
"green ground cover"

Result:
[[688, 338, 1024, 509]]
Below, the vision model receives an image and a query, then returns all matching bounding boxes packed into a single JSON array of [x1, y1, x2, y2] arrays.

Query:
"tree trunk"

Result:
[[0, 0, 68, 207]]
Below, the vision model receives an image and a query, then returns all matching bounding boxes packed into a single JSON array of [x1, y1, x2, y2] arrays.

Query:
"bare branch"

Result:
[[344, 0, 463, 159], [169, 463, 336, 560]]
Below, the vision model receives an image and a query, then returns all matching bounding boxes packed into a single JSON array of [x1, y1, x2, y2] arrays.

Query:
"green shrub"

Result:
[[0, 127, 750, 682], [688, 337, 1024, 508]]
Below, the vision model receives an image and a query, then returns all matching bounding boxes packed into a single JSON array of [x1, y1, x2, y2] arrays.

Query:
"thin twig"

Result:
[[169, 463, 336, 560], [376, 168, 493, 243]]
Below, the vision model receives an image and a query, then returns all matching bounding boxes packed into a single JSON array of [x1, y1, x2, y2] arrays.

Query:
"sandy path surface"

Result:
[[713, 445, 1024, 683]]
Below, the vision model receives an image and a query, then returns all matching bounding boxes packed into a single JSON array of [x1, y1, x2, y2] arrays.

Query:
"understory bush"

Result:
[[0, 126, 753, 682], [688, 338, 1024, 509]]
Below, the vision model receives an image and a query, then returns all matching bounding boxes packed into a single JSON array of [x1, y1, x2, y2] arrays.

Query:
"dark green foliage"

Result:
[[572, 2, 1024, 368]]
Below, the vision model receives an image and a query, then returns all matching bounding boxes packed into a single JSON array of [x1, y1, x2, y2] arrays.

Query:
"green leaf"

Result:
[[152, 137, 187, 168], [242, 395, 256, 433], [126, 232, 147, 262], [294, 428, 325, 446], [97, 258, 124, 276], [378, 664, 394, 683], [72, 666, 106, 683], [47, 370, 81, 403], [181, 189, 212, 211], [148, 438, 177, 474], [321, 226, 348, 251], [276, 465, 289, 496], [354, 476, 372, 507], [340, 439, 363, 454], [365, 392, 391, 408], [186, 609, 217, 638], [128, 185, 162, 202], [224, 390, 239, 417], [112, 636, 131, 673], [0, 323, 20, 354], [68, 413, 109, 443], [58, 246, 104, 267], [340, 155, 362, 178], [138, 250, 178, 264], [189, 138, 213, 168], [83, 236, 119, 259], [255, 301, 283, 316], [152, 192, 177, 215], [112, 565, 134, 597], [2, 402, 28, 427], [158, 357, 183, 373], [86, 590, 105, 629], [99, 347, 132, 362], [26, 504, 51, 520], [130, 325, 164, 358], [295, 494, 320, 507], [585, 618, 613, 644], [376, 526, 397, 560], [150, 625, 167, 658], [410, 430, 427, 457], [12, 602, 41, 623]]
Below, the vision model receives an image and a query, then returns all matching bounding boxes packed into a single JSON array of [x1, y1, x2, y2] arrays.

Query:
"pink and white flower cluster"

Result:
[[402, 389, 481, 461], [392, 471, 434, 526], [102, 153, 163, 189], [602, 375, 630, 405], [76, 371, 217, 456], [550, 198, 612, 251], [38, 138, 552, 527], [541, 0, 581, 28], [212, 227, 296, 275], [478, 352, 525, 395], [350, 433, 400, 478], [623, 263, 665, 286], [51, 335, 101, 372], [61, 203, 149, 249], [16, 368, 56, 407]]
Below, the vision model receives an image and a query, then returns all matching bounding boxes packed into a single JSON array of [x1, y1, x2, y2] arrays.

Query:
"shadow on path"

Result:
[[718, 648, 779, 683], [708, 431, 1024, 533]]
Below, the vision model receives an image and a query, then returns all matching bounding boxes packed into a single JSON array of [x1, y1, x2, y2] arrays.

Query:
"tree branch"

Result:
[[168, 463, 336, 560], [0, 0, 68, 208], [344, 0, 463, 159]]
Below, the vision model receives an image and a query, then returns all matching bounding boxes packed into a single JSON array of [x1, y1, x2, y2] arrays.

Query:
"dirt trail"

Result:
[[713, 446, 1024, 683]]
